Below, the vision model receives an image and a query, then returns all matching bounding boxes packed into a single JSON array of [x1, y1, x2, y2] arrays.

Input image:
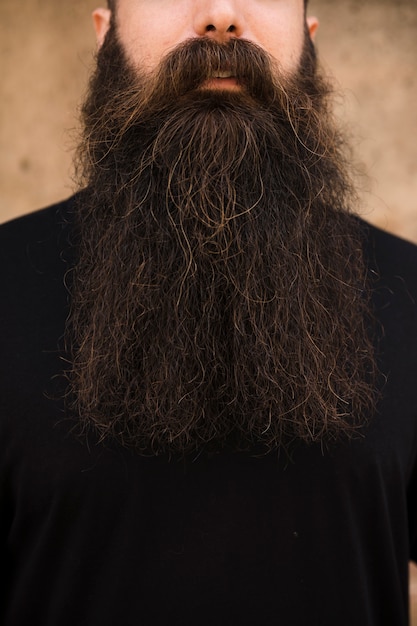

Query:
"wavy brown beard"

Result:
[[68, 22, 377, 455]]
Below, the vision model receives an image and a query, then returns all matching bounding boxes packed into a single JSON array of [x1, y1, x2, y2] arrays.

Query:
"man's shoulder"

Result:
[[0, 195, 78, 277], [0, 195, 79, 327], [0, 195, 76, 249], [360, 217, 417, 280], [359, 218, 417, 329]]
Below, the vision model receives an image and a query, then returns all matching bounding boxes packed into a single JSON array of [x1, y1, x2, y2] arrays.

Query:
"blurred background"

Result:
[[1, 0, 417, 620]]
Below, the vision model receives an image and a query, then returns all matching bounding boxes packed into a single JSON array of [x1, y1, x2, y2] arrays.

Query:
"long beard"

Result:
[[68, 25, 377, 455]]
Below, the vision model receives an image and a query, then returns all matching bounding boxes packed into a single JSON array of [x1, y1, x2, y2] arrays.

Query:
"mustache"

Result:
[[126, 36, 282, 104], [162, 37, 274, 88]]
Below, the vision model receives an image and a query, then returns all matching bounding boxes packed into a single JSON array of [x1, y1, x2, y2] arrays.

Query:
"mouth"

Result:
[[210, 71, 235, 79], [201, 70, 241, 91]]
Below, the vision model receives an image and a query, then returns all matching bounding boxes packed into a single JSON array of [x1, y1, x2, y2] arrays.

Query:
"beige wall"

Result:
[[310, 0, 417, 241], [0, 0, 98, 223], [1, 0, 417, 240]]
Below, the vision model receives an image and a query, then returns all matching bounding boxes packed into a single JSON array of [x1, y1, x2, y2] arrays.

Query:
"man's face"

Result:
[[93, 0, 318, 80]]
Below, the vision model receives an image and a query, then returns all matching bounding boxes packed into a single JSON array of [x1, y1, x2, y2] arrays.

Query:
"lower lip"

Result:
[[201, 77, 241, 91]]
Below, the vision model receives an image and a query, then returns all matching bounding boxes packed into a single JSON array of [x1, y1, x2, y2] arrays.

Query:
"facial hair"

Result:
[[68, 23, 377, 456]]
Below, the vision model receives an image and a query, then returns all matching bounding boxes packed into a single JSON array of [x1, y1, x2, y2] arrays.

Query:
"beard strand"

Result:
[[67, 25, 378, 456]]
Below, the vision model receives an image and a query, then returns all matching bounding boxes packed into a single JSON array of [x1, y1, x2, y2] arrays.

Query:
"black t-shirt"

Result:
[[1, 196, 417, 625]]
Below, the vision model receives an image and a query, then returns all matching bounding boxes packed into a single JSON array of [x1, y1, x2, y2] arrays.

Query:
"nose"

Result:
[[193, 0, 245, 41]]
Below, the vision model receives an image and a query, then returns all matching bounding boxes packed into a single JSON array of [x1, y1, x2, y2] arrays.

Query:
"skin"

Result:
[[92, 0, 319, 87]]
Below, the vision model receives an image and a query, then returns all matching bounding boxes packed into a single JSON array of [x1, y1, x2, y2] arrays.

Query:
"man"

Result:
[[1, 1, 417, 624]]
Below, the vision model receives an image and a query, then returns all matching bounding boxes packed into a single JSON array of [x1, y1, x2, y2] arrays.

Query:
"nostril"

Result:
[[204, 24, 236, 33]]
